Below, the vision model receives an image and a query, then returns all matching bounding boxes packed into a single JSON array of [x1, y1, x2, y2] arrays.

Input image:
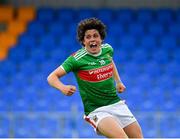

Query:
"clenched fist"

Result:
[[61, 85, 76, 96], [116, 82, 126, 93]]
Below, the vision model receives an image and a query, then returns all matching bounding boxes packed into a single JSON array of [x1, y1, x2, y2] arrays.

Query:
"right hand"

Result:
[[61, 85, 76, 96]]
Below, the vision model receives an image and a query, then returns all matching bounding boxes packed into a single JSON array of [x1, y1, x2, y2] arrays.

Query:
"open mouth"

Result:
[[90, 44, 97, 48]]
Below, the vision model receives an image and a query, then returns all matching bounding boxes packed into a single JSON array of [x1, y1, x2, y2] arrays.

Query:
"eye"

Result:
[[93, 33, 99, 38], [85, 35, 91, 39]]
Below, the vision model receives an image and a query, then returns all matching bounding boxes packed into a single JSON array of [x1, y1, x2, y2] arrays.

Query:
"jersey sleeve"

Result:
[[108, 44, 114, 57], [60, 55, 78, 73], [103, 43, 114, 57]]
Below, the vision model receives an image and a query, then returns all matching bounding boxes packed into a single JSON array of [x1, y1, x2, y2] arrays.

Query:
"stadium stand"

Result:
[[0, 5, 179, 138]]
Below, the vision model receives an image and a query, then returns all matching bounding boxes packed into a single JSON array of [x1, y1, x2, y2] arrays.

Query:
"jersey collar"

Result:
[[84, 47, 102, 57]]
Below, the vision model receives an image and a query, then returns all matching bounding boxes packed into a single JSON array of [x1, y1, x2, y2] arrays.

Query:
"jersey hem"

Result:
[[84, 98, 121, 116]]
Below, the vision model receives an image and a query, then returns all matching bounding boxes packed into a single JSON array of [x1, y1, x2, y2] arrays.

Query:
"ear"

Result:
[[100, 39, 103, 44], [82, 43, 85, 47], [82, 40, 85, 47]]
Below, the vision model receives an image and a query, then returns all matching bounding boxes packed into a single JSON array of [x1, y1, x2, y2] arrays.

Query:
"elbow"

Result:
[[47, 72, 59, 85], [47, 74, 52, 85]]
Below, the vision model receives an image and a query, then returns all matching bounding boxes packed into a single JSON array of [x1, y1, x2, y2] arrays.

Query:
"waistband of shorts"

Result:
[[88, 100, 126, 115], [106, 100, 125, 107]]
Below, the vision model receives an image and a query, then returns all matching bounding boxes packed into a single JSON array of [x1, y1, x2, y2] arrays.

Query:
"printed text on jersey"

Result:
[[77, 63, 113, 82]]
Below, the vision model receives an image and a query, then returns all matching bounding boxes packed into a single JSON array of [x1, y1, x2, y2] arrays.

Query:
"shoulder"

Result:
[[101, 43, 114, 57], [101, 43, 112, 49], [101, 43, 113, 51], [71, 48, 87, 61]]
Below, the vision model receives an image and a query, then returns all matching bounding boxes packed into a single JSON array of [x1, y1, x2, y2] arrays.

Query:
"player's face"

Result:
[[83, 29, 102, 54]]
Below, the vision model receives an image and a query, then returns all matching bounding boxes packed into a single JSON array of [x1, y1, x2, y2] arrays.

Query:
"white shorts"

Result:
[[84, 100, 137, 134]]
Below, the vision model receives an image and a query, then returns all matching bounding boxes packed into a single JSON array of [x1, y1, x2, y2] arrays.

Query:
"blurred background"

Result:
[[0, 0, 179, 138]]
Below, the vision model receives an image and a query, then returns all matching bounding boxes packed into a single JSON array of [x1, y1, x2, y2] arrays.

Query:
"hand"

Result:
[[116, 82, 126, 93], [61, 85, 76, 96]]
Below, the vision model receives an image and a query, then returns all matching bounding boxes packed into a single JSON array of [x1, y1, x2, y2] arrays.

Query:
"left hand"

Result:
[[116, 82, 126, 93]]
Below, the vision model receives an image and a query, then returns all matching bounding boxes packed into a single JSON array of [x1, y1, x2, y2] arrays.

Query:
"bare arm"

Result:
[[112, 60, 126, 93], [112, 60, 122, 83], [47, 66, 76, 96]]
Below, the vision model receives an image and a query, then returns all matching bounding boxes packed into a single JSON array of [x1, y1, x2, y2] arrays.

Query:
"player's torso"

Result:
[[73, 46, 120, 114], [74, 48, 113, 83]]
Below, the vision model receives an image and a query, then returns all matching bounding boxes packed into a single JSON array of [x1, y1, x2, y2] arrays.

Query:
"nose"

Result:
[[90, 37, 96, 42]]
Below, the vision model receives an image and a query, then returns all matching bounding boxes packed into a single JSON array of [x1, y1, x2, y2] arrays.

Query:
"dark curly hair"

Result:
[[77, 17, 106, 46]]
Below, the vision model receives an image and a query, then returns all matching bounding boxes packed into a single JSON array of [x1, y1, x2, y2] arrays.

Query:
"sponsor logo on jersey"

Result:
[[88, 62, 97, 66], [77, 63, 113, 82]]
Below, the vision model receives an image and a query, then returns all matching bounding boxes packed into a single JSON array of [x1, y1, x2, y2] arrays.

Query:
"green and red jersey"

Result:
[[61, 43, 120, 115]]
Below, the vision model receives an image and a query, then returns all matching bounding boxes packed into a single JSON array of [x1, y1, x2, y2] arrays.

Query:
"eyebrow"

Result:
[[85, 32, 98, 35]]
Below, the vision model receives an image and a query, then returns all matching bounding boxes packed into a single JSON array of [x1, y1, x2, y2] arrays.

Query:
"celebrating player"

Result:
[[47, 17, 143, 138]]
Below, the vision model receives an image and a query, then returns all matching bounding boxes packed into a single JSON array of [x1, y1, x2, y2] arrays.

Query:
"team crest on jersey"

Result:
[[98, 59, 105, 65]]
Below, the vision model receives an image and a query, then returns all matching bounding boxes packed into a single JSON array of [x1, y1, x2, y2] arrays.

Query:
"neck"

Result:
[[85, 47, 102, 57]]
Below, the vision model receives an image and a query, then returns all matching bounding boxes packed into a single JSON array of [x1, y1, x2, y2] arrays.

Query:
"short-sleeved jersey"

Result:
[[61, 43, 120, 115]]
